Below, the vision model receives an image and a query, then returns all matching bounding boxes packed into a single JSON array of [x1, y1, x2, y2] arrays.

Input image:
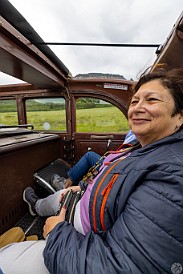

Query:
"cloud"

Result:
[[1, 0, 183, 83]]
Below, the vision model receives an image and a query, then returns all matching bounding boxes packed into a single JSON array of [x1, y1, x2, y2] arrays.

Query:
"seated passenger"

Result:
[[0, 67, 183, 274], [50, 129, 137, 189], [22, 129, 137, 217]]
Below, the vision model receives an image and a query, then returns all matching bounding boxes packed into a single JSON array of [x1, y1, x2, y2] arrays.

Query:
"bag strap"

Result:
[[82, 143, 138, 184]]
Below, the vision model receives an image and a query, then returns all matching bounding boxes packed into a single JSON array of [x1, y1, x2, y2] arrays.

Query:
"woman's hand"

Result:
[[43, 185, 81, 238], [60, 185, 81, 199], [43, 206, 67, 239], [66, 185, 81, 193]]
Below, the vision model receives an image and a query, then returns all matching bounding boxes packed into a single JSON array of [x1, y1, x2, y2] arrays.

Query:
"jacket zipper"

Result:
[[92, 157, 127, 232], [92, 151, 132, 233], [100, 173, 119, 231]]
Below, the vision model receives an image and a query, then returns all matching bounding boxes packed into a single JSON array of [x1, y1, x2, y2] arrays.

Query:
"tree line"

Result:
[[0, 98, 111, 112]]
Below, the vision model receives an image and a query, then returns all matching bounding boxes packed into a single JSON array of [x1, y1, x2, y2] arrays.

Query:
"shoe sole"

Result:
[[23, 190, 37, 216]]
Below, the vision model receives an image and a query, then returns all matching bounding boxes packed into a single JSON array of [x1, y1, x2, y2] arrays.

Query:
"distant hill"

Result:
[[74, 73, 126, 80]]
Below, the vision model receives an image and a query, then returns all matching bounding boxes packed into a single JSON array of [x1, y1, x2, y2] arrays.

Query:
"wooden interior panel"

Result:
[[73, 132, 126, 162], [0, 134, 61, 234]]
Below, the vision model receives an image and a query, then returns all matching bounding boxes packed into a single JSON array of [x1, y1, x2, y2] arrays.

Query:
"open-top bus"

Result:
[[0, 1, 183, 239]]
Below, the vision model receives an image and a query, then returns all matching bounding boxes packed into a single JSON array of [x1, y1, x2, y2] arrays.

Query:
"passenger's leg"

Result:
[[35, 189, 65, 216], [68, 151, 101, 183], [0, 240, 49, 274]]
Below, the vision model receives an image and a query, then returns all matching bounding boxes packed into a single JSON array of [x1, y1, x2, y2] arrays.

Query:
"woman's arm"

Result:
[[43, 221, 137, 274]]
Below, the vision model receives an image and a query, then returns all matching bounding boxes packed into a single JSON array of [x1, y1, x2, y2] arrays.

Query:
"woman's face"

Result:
[[128, 79, 183, 147]]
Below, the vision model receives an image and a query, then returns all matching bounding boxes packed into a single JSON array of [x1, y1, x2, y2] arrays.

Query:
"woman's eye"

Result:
[[147, 97, 159, 101], [130, 100, 138, 105]]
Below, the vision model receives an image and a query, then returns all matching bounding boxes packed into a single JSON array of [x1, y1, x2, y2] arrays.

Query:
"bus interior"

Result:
[[0, 1, 183, 239]]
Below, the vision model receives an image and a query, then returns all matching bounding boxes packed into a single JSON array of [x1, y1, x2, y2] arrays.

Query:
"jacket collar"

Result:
[[131, 129, 183, 156]]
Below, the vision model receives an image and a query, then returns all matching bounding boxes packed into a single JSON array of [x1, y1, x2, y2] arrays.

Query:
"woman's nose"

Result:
[[133, 100, 145, 112]]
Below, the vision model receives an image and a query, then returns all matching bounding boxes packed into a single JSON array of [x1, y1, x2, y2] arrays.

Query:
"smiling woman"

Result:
[[128, 70, 183, 146], [0, 68, 183, 274], [1, 0, 183, 273]]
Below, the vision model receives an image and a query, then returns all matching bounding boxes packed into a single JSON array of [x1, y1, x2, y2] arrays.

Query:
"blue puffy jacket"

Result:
[[44, 130, 183, 274]]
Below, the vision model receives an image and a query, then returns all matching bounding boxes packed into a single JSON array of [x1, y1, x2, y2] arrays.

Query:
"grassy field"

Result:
[[0, 107, 129, 132], [76, 107, 129, 132], [0, 112, 18, 126]]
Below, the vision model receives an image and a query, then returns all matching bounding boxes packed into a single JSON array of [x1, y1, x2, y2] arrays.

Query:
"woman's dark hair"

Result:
[[131, 67, 183, 117]]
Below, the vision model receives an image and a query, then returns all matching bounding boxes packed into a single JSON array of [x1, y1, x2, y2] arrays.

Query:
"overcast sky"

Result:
[[1, 0, 183, 84]]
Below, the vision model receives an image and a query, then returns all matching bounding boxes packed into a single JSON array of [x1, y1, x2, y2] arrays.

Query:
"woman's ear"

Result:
[[174, 112, 183, 132], [178, 111, 183, 129]]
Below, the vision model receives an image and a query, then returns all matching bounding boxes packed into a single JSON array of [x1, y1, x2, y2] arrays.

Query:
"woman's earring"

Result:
[[174, 125, 179, 132], [174, 124, 182, 132]]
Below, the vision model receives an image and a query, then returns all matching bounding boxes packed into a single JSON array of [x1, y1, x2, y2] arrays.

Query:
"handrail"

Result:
[[0, 124, 34, 130]]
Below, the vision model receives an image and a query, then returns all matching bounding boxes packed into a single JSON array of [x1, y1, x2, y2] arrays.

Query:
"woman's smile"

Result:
[[131, 118, 151, 124]]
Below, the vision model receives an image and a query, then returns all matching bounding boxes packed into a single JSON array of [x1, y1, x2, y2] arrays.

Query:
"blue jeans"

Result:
[[68, 151, 101, 183], [67, 130, 137, 183]]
